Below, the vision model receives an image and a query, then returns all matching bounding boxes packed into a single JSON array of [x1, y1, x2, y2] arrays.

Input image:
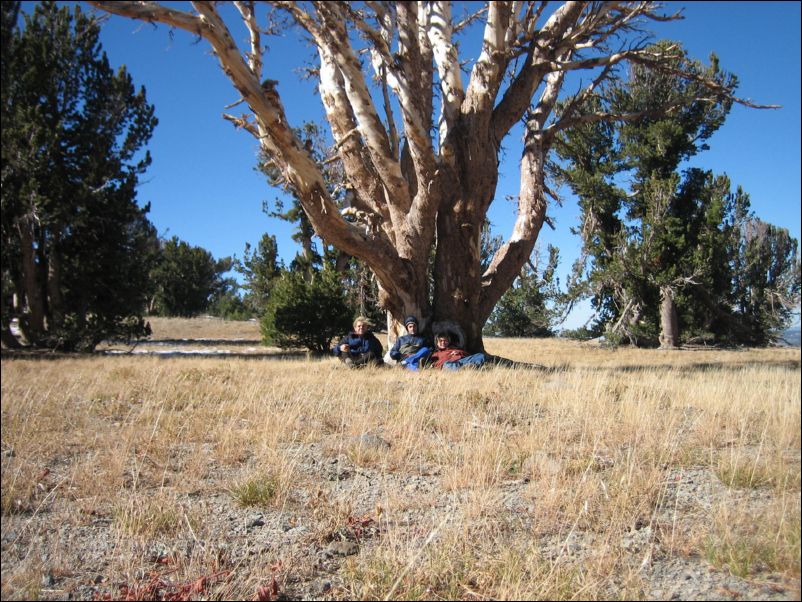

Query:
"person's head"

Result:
[[404, 315, 418, 334], [353, 316, 372, 335], [435, 333, 451, 349]]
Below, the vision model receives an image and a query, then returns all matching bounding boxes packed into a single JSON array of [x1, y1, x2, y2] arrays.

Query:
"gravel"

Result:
[[2, 436, 799, 601]]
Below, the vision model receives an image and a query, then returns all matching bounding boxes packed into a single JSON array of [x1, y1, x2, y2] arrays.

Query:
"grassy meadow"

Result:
[[1, 317, 800, 600]]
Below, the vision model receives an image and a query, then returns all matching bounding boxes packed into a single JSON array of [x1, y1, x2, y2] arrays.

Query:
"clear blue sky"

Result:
[[71, 2, 801, 327]]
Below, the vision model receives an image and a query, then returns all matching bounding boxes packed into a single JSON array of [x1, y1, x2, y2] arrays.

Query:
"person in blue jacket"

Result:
[[389, 315, 431, 370], [333, 316, 384, 368]]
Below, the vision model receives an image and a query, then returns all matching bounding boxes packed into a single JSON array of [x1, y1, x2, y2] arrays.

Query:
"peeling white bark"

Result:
[[427, 1, 464, 142]]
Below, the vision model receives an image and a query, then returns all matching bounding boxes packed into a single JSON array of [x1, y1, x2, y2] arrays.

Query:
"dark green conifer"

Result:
[[2, 1, 158, 350]]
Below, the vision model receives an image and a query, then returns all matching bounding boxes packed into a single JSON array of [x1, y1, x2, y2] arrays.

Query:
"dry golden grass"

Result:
[[1, 319, 800, 600], [145, 316, 263, 340]]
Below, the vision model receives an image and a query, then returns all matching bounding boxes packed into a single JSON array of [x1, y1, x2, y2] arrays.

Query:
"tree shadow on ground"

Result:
[[576, 359, 801, 373], [139, 338, 263, 346], [2, 350, 798, 372]]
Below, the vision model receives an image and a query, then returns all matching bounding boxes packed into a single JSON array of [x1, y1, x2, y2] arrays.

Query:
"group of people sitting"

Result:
[[333, 315, 491, 371]]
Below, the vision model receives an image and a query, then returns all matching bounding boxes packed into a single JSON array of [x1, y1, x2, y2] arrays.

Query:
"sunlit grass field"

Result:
[[2, 318, 800, 600]]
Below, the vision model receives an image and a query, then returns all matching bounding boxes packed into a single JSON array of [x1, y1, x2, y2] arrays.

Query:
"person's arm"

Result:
[[389, 336, 403, 361], [334, 335, 350, 356]]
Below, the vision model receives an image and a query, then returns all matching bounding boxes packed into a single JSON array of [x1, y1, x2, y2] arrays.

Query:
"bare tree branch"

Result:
[[427, 1, 465, 142]]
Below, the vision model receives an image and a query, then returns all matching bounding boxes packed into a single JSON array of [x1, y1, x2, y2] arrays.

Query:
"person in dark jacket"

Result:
[[333, 316, 384, 368], [389, 315, 431, 370]]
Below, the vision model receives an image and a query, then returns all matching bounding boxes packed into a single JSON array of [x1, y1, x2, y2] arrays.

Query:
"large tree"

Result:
[[2, 1, 158, 351], [553, 46, 799, 347], [89, 1, 766, 351]]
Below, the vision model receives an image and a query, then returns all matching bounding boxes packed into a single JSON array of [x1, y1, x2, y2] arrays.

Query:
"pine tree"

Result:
[[90, 2, 762, 352], [554, 43, 800, 346], [730, 210, 800, 344], [260, 269, 352, 353], [237, 233, 283, 316], [554, 43, 730, 345], [149, 237, 231, 317], [1, 1, 158, 350]]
